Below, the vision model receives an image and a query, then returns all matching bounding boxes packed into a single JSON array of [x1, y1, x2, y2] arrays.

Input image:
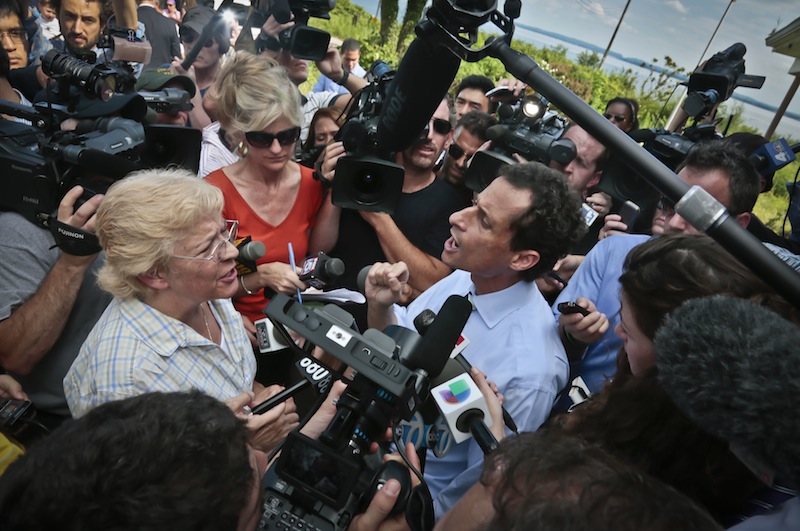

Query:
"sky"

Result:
[[349, 0, 800, 139]]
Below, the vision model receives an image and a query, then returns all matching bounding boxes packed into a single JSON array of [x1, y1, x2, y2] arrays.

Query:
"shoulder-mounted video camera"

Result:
[[329, 60, 406, 214], [253, 0, 334, 60], [257, 293, 470, 531], [463, 87, 575, 192], [0, 50, 200, 251]]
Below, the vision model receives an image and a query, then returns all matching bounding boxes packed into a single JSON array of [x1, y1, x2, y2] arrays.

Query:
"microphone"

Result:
[[655, 295, 800, 484], [356, 264, 371, 294], [748, 138, 796, 178], [298, 252, 345, 290], [401, 295, 472, 378], [250, 356, 334, 415], [181, 12, 228, 70], [429, 358, 497, 454], [235, 236, 266, 276], [376, 38, 461, 153]]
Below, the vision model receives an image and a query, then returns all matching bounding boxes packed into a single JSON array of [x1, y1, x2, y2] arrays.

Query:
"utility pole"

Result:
[[599, 0, 632, 70]]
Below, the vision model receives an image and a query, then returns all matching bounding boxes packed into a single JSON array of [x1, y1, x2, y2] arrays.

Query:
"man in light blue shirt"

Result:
[[311, 38, 366, 95], [365, 162, 586, 518]]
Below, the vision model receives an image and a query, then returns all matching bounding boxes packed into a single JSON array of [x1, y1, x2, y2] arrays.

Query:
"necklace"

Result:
[[201, 303, 214, 343]]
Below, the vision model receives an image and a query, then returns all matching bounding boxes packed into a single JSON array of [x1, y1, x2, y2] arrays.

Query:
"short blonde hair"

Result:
[[95, 168, 224, 300], [209, 51, 302, 145]]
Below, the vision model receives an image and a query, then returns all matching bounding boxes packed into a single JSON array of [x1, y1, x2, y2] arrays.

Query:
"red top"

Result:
[[205, 165, 323, 323]]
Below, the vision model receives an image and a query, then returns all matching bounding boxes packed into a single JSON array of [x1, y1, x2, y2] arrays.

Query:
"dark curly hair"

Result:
[[502, 162, 586, 281], [480, 429, 721, 531], [0, 391, 254, 530]]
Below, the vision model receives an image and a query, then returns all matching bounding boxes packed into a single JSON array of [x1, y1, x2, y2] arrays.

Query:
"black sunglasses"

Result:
[[448, 143, 466, 160], [245, 127, 301, 148], [180, 30, 214, 47], [432, 118, 452, 135], [603, 112, 627, 123], [656, 196, 675, 213]]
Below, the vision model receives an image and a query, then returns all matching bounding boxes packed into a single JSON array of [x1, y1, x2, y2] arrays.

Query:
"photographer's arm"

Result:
[[111, 0, 138, 30], [361, 211, 452, 293], [0, 187, 103, 375], [307, 142, 346, 253], [316, 45, 367, 95]]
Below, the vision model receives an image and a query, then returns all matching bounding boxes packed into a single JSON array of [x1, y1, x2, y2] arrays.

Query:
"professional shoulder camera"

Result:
[[253, 0, 334, 60], [329, 61, 406, 214], [257, 293, 470, 531], [0, 50, 200, 234], [463, 87, 575, 192]]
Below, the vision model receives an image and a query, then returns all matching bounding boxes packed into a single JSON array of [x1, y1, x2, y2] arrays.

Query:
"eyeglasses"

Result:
[[603, 112, 627, 123], [245, 127, 301, 149], [448, 143, 466, 160], [0, 28, 27, 44], [180, 30, 214, 47], [656, 196, 675, 216], [173, 220, 238, 263], [432, 118, 452, 135]]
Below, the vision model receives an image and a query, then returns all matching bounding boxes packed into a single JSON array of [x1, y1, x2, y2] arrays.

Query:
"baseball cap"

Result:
[[135, 66, 197, 97], [181, 6, 217, 36]]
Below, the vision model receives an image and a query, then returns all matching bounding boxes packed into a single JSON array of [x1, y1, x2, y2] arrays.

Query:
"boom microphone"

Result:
[[655, 295, 800, 483], [376, 38, 460, 153]]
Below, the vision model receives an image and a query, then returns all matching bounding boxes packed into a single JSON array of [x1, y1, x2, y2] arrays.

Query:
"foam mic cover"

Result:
[[356, 264, 372, 294], [268, 0, 292, 23], [377, 38, 460, 153], [401, 295, 471, 378], [655, 295, 800, 483], [239, 240, 266, 262]]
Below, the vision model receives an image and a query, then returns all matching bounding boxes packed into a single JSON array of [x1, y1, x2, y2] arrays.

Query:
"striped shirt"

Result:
[[64, 297, 256, 418]]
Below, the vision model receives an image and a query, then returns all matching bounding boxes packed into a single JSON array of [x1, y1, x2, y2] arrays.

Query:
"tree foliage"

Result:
[[307, 0, 794, 233]]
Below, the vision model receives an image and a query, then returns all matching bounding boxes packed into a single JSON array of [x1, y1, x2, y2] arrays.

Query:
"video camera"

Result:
[[253, 0, 334, 60], [463, 87, 575, 192], [258, 293, 470, 531], [330, 60, 406, 214], [598, 42, 765, 215], [0, 51, 201, 236]]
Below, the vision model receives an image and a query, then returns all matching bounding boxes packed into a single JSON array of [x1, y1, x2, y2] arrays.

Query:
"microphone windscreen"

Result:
[[239, 241, 266, 262], [377, 38, 460, 153], [356, 265, 372, 295], [269, 0, 292, 23], [323, 257, 345, 278], [409, 295, 471, 378], [655, 295, 800, 483], [485, 124, 508, 143]]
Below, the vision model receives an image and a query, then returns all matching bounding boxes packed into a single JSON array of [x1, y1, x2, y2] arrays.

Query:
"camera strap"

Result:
[[47, 216, 102, 256]]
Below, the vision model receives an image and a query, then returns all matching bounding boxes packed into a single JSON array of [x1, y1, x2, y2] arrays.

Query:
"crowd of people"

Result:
[[0, 0, 799, 529]]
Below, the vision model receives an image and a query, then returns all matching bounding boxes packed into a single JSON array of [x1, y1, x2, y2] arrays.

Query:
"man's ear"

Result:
[[734, 212, 751, 229], [137, 269, 169, 291], [587, 170, 602, 191], [510, 249, 540, 274]]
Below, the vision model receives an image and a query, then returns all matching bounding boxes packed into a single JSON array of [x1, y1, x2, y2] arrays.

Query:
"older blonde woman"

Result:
[[205, 52, 337, 327], [63, 169, 298, 451]]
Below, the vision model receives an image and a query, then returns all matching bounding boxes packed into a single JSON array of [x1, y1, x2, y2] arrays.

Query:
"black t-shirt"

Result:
[[330, 178, 468, 329]]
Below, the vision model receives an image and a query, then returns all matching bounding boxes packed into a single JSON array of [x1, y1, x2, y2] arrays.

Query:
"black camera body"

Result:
[[253, 0, 334, 60], [332, 61, 405, 214], [463, 98, 575, 193], [256, 293, 466, 530]]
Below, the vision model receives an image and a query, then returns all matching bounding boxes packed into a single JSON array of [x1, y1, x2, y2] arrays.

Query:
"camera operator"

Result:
[[252, 12, 367, 143], [0, 183, 111, 437], [319, 96, 467, 329], [0, 387, 420, 530], [134, 65, 194, 126], [551, 140, 765, 411], [365, 162, 585, 517], [439, 110, 496, 203]]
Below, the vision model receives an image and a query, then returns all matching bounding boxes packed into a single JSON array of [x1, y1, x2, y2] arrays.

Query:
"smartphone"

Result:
[[557, 301, 591, 317], [618, 200, 640, 231], [0, 399, 32, 429]]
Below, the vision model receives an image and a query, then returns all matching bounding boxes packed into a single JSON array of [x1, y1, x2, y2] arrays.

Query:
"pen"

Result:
[[287, 242, 302, 304]]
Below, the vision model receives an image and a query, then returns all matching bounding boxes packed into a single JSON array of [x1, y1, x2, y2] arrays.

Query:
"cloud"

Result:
[[576, 0, 608, 18], [665, 0, 688, 14]]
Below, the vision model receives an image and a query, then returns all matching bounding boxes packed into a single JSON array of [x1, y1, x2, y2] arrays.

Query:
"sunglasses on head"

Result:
[[181, 30, 214, 47], [603, 112, 627, 123], [245, 127, 301, 148], [448, 143, 466, 160], [432, 118, 452, 135]]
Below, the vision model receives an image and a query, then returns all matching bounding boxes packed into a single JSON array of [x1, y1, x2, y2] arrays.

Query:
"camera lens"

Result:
[[353, 172, 384, 205]]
